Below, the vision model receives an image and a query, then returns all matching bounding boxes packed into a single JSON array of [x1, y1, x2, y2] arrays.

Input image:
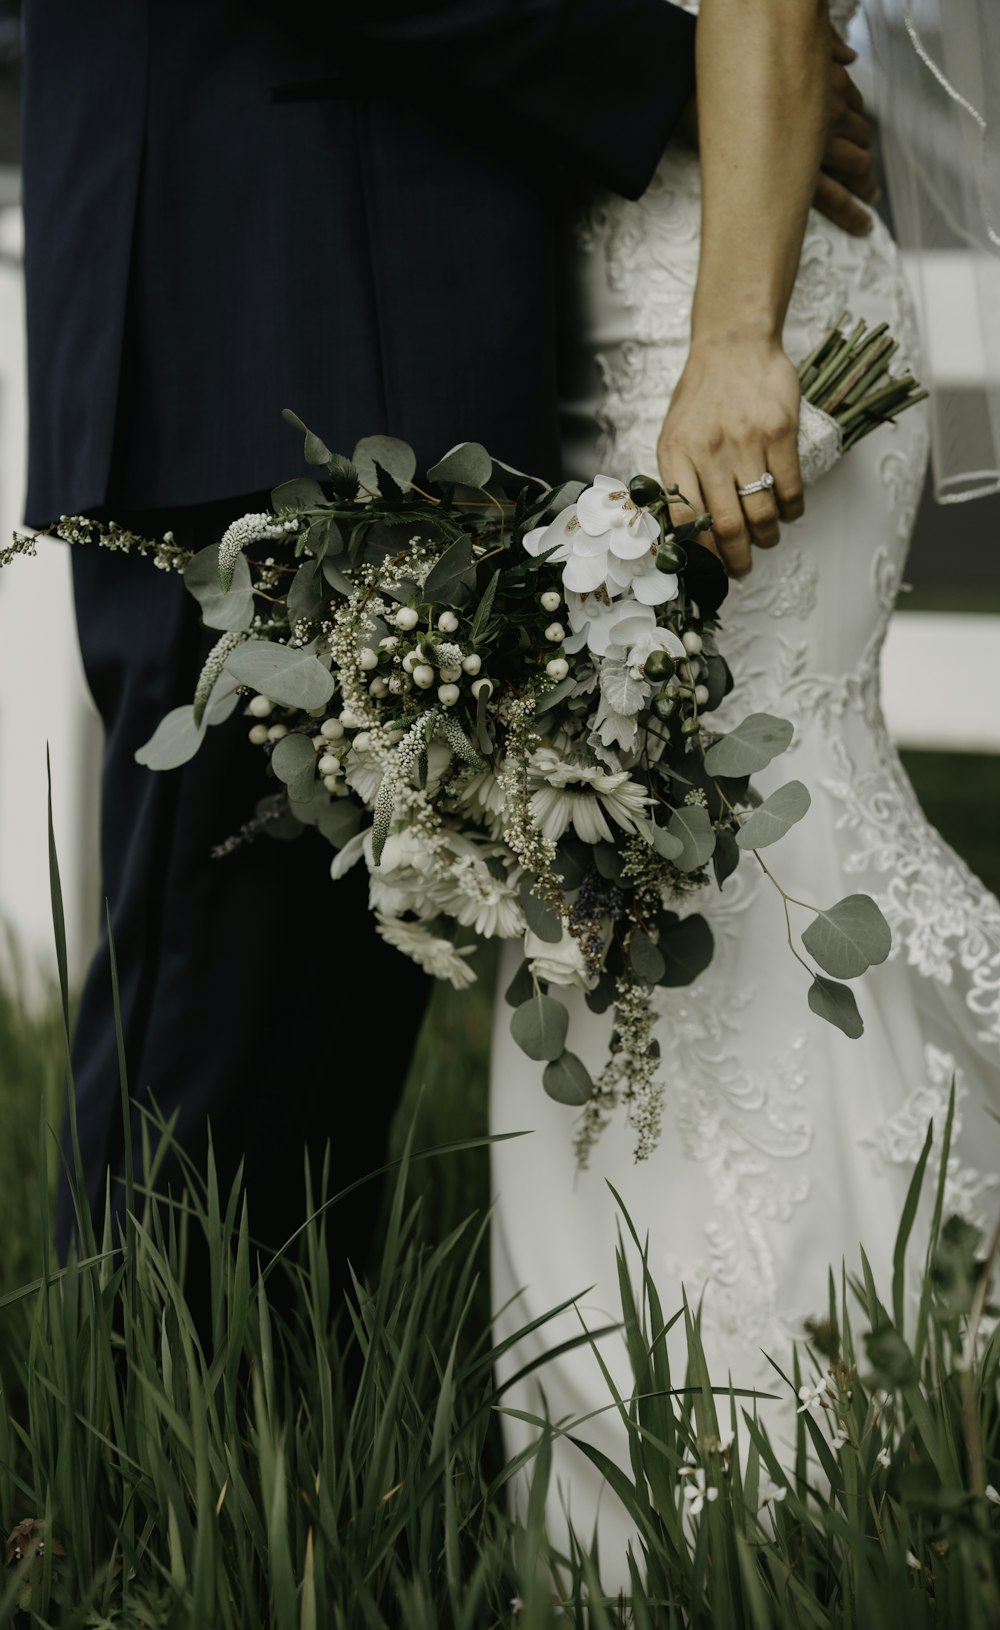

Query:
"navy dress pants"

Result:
[[60, 496, 430, 1311]]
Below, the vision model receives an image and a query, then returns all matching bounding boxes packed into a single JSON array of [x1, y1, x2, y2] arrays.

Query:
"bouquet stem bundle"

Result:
[[798, 309, 929, 452]]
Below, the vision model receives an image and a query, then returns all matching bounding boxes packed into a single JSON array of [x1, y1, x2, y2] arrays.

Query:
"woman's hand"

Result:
[[656, 337, 804, 577]]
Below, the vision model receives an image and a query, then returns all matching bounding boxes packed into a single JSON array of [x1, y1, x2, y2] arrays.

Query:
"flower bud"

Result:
[[652, 692, 677, 720], [461, 653, 482, 675], [628, 473, 663, 507], [266, 724, 288, 741], [540, 589, 562, 613], [643, 649, 675, 682], [438, 682, 460, 706], [545, 658, 569, 681], [394, 606, 419, 631], [413, 663, 435, 689], [320, 718, 345, 740], [248, 695, 273, 719], [544, 622, 565, 643], [665, 482, 680, 497], [471, 677, 493, 700], [248, 723, 270, 745], [682, 630, 703, 655], [317, 753, 340, 776], [655, 537, 687, 573], [437, 610, 459, 633], [358, 647, 378, 671], [681, 715, 700, 735]]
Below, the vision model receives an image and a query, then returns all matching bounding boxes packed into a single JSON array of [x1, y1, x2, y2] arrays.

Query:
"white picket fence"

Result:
[[0, 195, 998, 1001]]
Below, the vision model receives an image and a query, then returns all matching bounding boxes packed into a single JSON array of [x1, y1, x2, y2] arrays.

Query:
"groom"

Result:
[[20, 0, 877, 1303]]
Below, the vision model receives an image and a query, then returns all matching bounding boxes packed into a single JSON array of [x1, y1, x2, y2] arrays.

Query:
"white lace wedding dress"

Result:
[[490, 0, 1000, 1574]]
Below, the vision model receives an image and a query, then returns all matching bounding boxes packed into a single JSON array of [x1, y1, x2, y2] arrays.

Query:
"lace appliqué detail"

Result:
[[859, 1044, 999, 1225]]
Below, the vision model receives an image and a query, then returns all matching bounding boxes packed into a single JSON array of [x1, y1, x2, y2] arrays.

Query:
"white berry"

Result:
[[369, 678, 389, 698], [438, 683, 460, 706], [395, 606, 419, 631], [378, 635, 399, 652], [339, 709, 364, 729], [248, 724, 269, 746], [471, 677, 493, 700], [266, 724, 288, 741], [317, 753, 340, 776], [544, 622, 565, 643], [438, 665, 462, 684], [323, 774, 341, 792], [248, 695, 273, 719], [320, 718, 344, 740], [694, 684, 710, 705], [461, 653, 482, 676], [682, 630, 703, 655], [437, 611, 459, 633], [402, 651, 419, 674], [540, 590, 561, 613], [545, 658, 569, 681], [359, 647, 379, 672], [413, 664, 435, 689], [353, 731, 372, 751]]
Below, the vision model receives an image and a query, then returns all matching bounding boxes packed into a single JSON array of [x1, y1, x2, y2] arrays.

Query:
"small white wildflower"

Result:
[[986, 1485, 1000, 1505], [797, 1379, 829, 1417], [680, 1468, 718, 1518], [876, 1446, 892, 1470], [832, 1424, 850, 1449]]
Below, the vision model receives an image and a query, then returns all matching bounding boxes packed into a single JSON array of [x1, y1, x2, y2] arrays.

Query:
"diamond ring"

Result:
[[736, 472, 776, 498]]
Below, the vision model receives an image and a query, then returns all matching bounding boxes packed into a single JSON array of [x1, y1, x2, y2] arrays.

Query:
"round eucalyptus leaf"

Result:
[[519, 878, 564, 944], [667, 804, 716, 873], [271, 477, 328, 513], [650, 821, 684, 862], [287, 557, 327, 624], [504, 958, 535, 1008], [352, 435, 417, 495], [184, 544, 255, 632], [511, 994, 570, 1062], [281, 408, 333, 467], [736, 780, 811, 850], [807, 975, 865, 1039], [270, 733, 317, 803], [657, 914, 714, 987], [801, 894, 892, 980], [703, 713, 795, 778], [225, 641, 335, 711], [543, 1051, 594, 1106], [134, 705, 206, 772], [630, 928, 666, 984], [427, 441, 494, 490], [712, 829, 740, 889], [423, 538, 476, 606], [585, 970, 617, 1014]]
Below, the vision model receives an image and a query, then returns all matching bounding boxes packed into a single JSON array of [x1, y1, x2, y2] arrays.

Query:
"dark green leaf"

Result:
[[543, 1051, 594, 1106], [511, 994, 570, 1062], [315, 799, 362, 849], [657, 914, 714, 986], [352, 435, 417, 495], [585, 969, 617, 1014], [468, 569, 500, 646], [327, 453, 361, 501], [423, 539, 476, 606], [427, 442, 493, 489], [270, 733, 317, 804], [801, 894, 892, 979], [270, 477, 328, 513], [519, 878, 564, 944], [504, 959, 535, 1008], [807, 975, 864, 1038], [667, 805, 716, 872], [282, 407, 334, 468], [712, 829, 740, 889], [630, 928, 666, 984], [287, 557, 327, 624]]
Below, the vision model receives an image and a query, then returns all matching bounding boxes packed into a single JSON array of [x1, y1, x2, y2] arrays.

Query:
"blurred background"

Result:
[[0, 1, 998, 1006]]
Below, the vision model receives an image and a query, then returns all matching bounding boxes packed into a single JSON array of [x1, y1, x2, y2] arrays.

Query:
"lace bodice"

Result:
[[674, 0, 859, 30]]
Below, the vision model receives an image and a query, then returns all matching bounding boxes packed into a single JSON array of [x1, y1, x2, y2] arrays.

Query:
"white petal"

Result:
[[609, 524, 655, 560], [570, 797, 614, 844], [563, 552, 608, 593], [330, 829, 367, 880], [630, 566, 679, 605]]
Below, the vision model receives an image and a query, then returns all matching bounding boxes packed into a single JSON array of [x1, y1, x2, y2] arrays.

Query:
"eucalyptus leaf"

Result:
[[271, 477, 328, 513], [225, 641, 335, 711], [801, 894, 892, 980], [667, 804, 716, 872], [423, 539, 476, 606], [630, 928, 666, 984], [352, 435, 417, 495], [703, 713, 795, 778], [712, 829, 740, 889], [511, 994, 570, 1062], [504, 959, 535, 1008], [807, 975, 865, 1039], [584, 969, 617, 1014], [519, 878, 564, 945], [736, 780, 811, 850], [649, 821, 685, 862], [281, 408, 333, 468], [657, 914, 714, 986], [270, 733, 317, 803], [543, 1051, 594, 1106], [134, 706, 207, 772], [287, 557, 327, 624], [427, 442, 494, 490], [321, 557, 354, 597], [184, 545, 255, 632]]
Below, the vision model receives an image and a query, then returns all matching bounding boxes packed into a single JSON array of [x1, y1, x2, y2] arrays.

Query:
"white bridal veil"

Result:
[[863, 0, 1000, 501]]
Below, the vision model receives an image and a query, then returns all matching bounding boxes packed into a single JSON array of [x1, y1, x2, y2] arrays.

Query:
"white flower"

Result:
[[832, 1424, 850, 1449], [797, 1379, 830, 1417], [876, 1446, 892, 1470], [528, 748, 650, 844], [625, 622, 687, 679], [986, 1485, 1000, 1505], [679, 1467, 719, 1518], [524, 925, 596, 991], [757, 1471, 788, 1508], [374, 914, 477, 988], [565, 593, 657, 660], [523, 475, 660, 599], [906, 1550, 921, 1571]]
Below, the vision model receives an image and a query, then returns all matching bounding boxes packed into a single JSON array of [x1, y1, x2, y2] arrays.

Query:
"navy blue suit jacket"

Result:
[[22, 0, 696, 527]]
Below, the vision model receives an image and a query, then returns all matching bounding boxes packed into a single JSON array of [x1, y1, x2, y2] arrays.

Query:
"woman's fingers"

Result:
[[735, 454, 781, 549], [701, 470, 753, 575], [767, 430, 805, 524], [656, 446, 716, 559]]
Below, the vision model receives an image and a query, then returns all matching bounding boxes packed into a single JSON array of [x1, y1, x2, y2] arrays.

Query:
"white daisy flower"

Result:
[[528, 748, 650, 844], [374, 914, 477, 988]]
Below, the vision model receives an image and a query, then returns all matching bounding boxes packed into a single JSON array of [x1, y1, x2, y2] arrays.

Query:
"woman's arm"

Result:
[[657, 1, 831, 575]]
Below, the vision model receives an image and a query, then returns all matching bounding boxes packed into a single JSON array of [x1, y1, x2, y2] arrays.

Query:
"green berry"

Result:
[[628, 474, 663, 507]]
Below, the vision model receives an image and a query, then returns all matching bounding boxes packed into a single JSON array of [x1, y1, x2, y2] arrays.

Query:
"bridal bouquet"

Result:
[[5, 318, 922, 1161]]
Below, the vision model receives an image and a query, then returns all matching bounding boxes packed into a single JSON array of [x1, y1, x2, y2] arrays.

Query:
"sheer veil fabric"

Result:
[[489, 0, 1000, 1585]]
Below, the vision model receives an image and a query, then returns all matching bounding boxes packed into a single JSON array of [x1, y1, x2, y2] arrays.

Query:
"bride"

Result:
[[490, 0, 1000, 1571]]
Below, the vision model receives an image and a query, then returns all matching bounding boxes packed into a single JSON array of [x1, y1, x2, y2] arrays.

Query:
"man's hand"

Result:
[[813, 32, 879, 236]]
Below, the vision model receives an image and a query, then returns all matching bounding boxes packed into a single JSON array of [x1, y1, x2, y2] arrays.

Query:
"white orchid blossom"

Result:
[[523, 474, 663, 599], [565, 594, 658, 660]]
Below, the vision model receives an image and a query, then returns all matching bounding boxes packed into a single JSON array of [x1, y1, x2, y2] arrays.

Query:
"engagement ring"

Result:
[[736, 473, 776, 498]]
